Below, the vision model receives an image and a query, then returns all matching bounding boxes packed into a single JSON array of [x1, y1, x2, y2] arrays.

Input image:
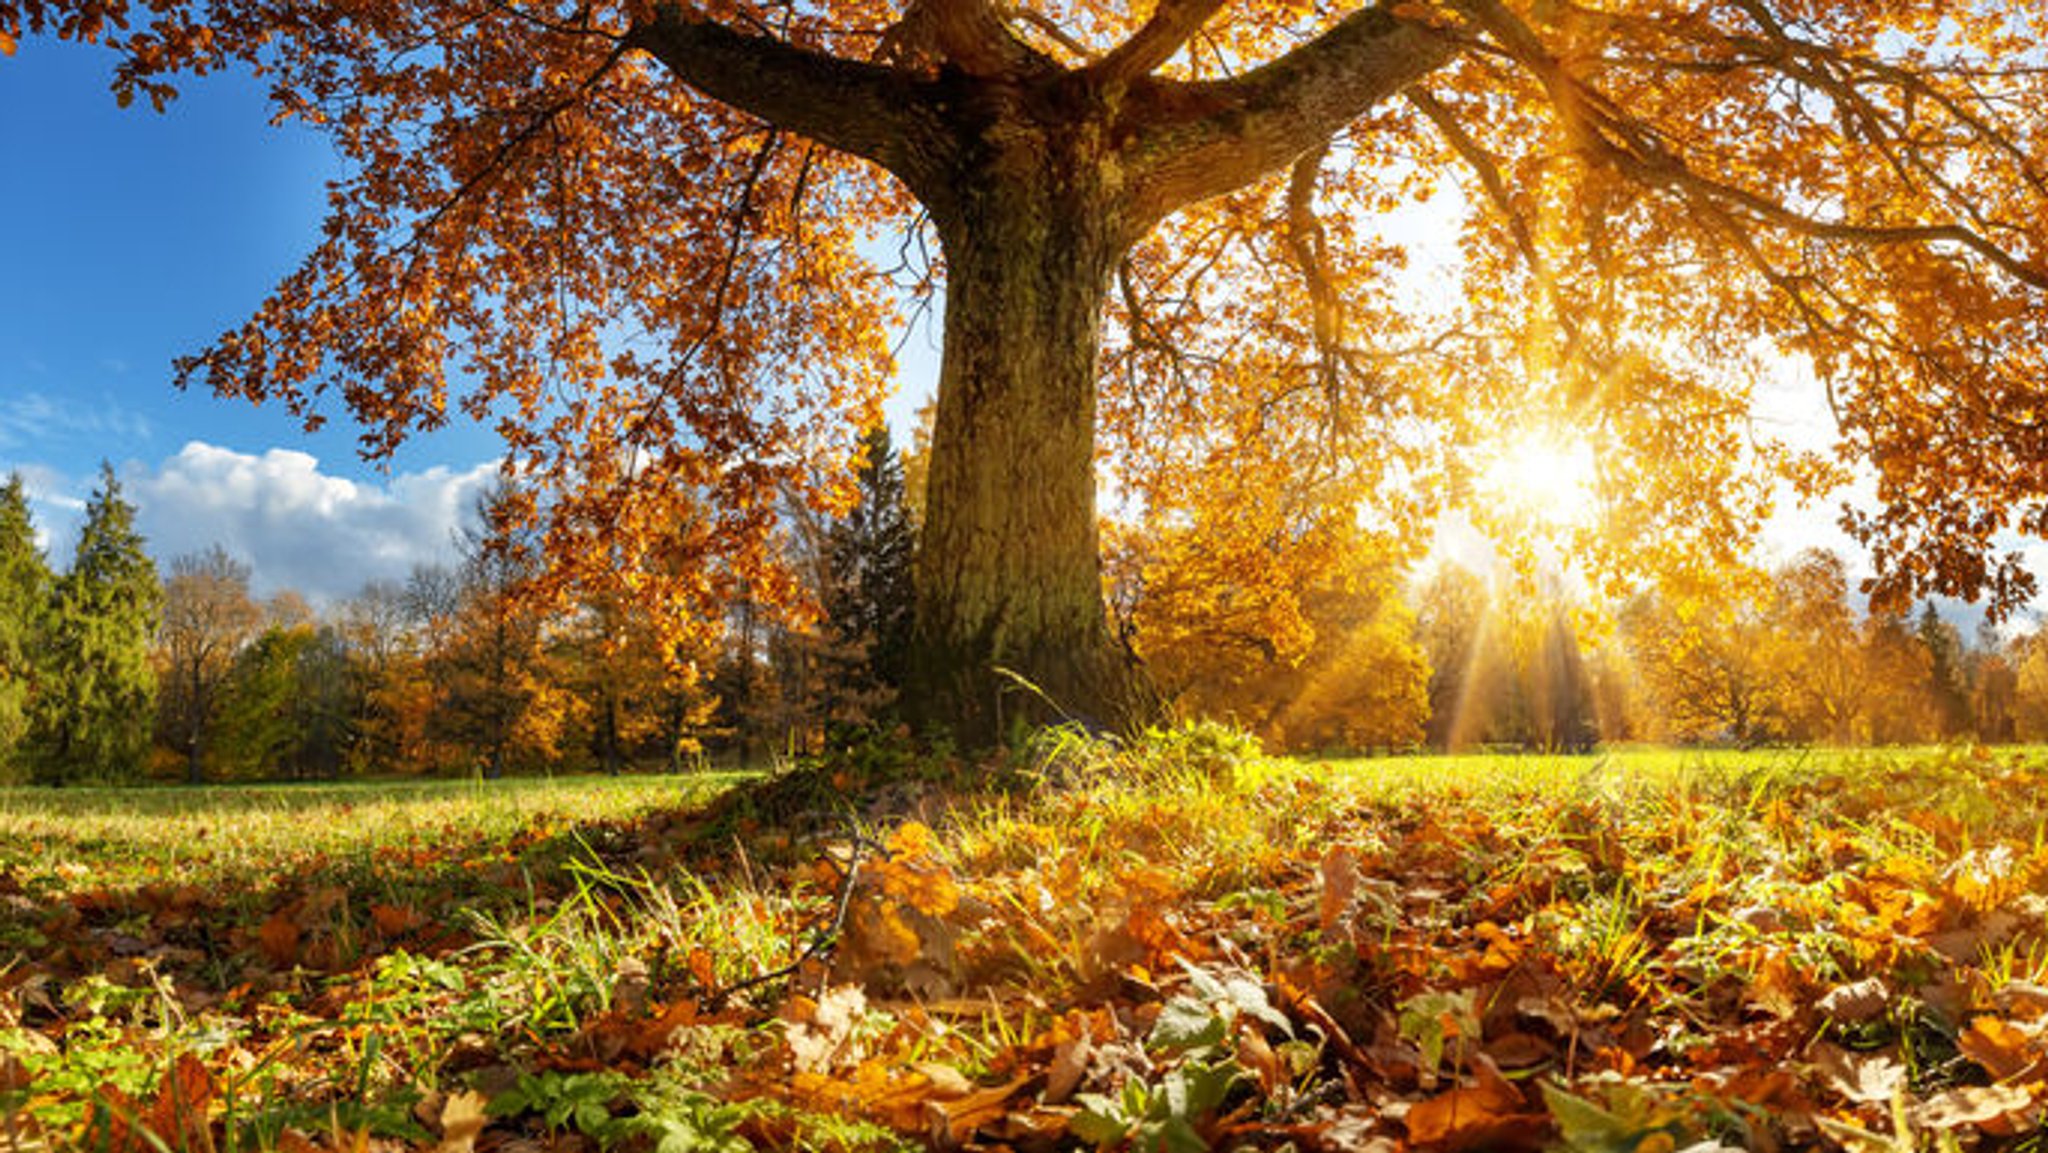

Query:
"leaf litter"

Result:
[[6, 739, 2048, 1149]]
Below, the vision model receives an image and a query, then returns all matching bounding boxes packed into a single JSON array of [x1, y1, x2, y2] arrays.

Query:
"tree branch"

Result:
[[626, 5, 941, 184], [1092, 0, 1229, 86], [879, 0, 1054, 78], [1122, 2, 1458, 226]]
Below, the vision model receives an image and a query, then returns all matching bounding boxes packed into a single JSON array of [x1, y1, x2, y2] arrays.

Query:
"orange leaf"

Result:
[[145, 1054, 217, 1153], [257, 912, 301, 966], [1959, 1016, 2042, 1081], [370, 902, 423, 936], [1406, 1057, 1542, 1150]]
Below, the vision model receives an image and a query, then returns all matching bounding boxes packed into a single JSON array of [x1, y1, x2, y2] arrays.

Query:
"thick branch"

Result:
[[1093, 0, 1229, 86], [882, 0, 1053, 77], [627, 6, 939, 182], [1123, 2, 1457, 225]]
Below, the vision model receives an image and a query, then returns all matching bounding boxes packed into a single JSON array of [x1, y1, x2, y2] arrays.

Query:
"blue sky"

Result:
[[0, 38, 937, 603], [0, 39, 515, 599]]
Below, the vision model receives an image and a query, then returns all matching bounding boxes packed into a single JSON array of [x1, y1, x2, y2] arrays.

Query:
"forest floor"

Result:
[[5, 736, 2048, 1151]]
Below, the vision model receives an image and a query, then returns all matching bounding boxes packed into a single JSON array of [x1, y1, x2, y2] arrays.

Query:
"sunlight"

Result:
[[1476, 430, 1600, 530]]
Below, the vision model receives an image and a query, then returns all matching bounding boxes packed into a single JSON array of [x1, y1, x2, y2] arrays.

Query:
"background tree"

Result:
[[213, 621, 353, 779], [156, 545, 262, 783], [1414, 563, 1490, 751], [20, 1, 2048, 746], [0, 475, 49, 780], [819, 425, 917, 727], [427, 486, 575, 776], [1858, 607, 1938, 744], [1620, 580, 1786, 746], [1914, 603, 1973, 739], [1769, 550, 1867, 744], [1968, 623, 2019, 744], [25, 466, 162, 784]]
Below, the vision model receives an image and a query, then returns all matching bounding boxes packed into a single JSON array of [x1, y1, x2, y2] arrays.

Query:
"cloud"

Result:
[[128, 442, 498, 603], [0, 389, 153, 452]]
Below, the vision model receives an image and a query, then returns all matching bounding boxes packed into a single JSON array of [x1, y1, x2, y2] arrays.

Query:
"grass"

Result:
[[6, 738, 2048, 1150]]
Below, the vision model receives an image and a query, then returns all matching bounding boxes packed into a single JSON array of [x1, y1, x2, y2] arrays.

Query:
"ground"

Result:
[[5, 734, 2048, 1150]]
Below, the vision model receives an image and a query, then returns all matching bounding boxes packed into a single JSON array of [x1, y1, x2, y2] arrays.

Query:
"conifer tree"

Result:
[[0, 474, 51, 779], [821, 425, 917, 726], [27, 465, 162, 784]]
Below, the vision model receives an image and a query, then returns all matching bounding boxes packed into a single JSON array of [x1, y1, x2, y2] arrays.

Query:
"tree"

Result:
[[820, 425, 917, 726], [428, 486, 571, 775], [1769, 549, 1866, 744], [26, 465, 162, 784], [214, 621, 355, 779], [19, 1, 2048, 745], [1914, 603, 1972, 738], [156, 545, 262, 783], [1620, 580, 1786, 746], [1415, 564, 1490, 750], [0, 475, 50, 779]]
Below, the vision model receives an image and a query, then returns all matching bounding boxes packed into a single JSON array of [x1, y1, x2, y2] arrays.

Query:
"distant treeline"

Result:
[[1, 440, 2040, 784]]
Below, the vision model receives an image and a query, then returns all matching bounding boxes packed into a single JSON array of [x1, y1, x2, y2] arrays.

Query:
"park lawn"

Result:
[[3, 738, 2048, 1151]]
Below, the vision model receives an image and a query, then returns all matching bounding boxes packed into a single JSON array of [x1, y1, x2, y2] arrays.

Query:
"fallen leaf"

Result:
[[926, 1076, 1030, 1150], [1909, 1082, 2035, 1133], [436, 1090, 490, 1153], [1044, 1029, 1091, 1105], [1958, 1015, 2045, 1082], [1405, 1056, 1540, 1150], [1816, 977, 1890, 1024], [1320, 847, 1361, 933], [257, 912, 301, 967], [1810, 1042, 1907, 1105]]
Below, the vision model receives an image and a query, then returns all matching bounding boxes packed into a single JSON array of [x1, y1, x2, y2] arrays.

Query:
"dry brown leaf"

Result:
[[1815, 977, 1891, 1024], [1043, 1030, 1091, 1105], [1810, 1042, 1908, 1105], [435, 1090, 490, 1153], [1909, 1082, 2036, 1133], [1319, 847, 1361, 933], [925, 1075, 1029, 1151], [1957, 1015, 2044, 1081]]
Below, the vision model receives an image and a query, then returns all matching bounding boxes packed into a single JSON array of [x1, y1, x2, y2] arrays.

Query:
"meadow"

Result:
[[5, 737, 2048, 1151]]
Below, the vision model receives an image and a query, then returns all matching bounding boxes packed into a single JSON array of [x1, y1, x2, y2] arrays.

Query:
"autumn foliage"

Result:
[[5, 0, 2048, 740]]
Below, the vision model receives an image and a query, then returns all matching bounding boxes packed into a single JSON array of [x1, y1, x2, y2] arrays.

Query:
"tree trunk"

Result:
[[912, 107, 1154, 746]]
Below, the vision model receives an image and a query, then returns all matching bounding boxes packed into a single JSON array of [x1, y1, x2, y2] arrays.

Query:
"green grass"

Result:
[[9, 740, 2048, 1150], [0, 771, 752, 890]]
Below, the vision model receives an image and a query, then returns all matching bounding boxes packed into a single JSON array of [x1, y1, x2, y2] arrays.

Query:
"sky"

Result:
[[0, 37, 940, 605], [0, 39, 515, 601]]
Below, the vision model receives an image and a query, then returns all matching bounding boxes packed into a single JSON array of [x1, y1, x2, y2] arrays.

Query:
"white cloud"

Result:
[[127, 442, 498, 603]]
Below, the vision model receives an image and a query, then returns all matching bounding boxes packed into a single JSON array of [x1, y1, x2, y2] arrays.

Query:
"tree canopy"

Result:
[[9, 0, 2048, 741]]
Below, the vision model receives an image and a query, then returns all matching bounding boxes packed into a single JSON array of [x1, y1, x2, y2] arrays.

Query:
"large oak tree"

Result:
[[9, 0, 2048, 743]]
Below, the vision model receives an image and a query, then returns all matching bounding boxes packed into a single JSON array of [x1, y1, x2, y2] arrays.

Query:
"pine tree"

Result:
[[820, 425, 916, 727], [27, 465, 162, 784], [0, 474, 52, 780]]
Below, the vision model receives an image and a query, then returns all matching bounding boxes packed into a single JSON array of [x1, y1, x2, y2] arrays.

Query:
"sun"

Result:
[[1476, 431, 1601, 530]]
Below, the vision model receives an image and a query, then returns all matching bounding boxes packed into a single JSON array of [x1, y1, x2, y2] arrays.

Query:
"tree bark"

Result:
[[910, 79, 1152, 744]]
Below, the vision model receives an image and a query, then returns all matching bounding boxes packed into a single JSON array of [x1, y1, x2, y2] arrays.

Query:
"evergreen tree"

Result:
[[820, 425, 916, 726], [27, 465, 162, 784], [0, 474, 51, 780], [1915, 603, 1972, 738]]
